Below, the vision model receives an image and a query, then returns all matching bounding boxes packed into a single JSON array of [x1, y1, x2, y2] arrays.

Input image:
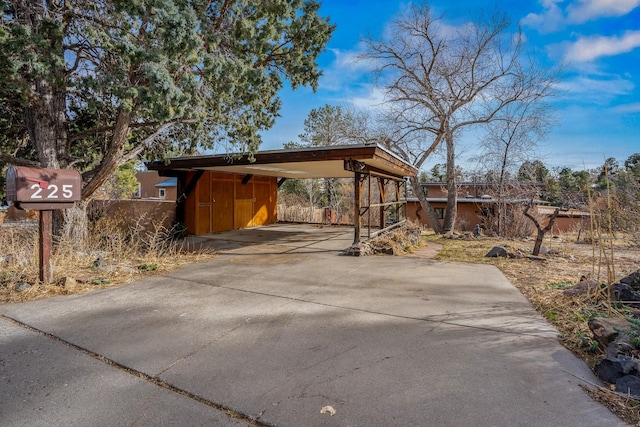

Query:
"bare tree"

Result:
[[361, 4, 559, 233], [523, 204, 561, 256], [475, 98, 555, 236]]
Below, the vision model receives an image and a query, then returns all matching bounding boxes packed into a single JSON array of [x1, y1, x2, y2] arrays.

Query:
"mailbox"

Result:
[[6, 166, 82, 210]]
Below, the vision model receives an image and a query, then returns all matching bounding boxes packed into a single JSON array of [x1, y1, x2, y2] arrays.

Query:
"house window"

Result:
[[134, 185, 141, 198], [434, 208, 445, 219], [158, 188, 166, 199]]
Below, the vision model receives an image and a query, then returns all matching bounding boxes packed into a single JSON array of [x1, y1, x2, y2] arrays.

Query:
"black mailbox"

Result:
[[6, 166, 82, 210]]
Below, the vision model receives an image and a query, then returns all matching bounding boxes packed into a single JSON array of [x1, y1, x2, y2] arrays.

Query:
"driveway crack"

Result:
[[0, 315, 273, 427]]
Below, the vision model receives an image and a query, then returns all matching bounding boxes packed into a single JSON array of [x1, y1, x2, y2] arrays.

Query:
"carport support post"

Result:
[[39, 210, 53, 284], [354, 171, 362, 244]]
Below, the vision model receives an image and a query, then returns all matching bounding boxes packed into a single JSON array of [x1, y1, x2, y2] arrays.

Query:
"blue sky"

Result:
[[259, 0, 640, 172]]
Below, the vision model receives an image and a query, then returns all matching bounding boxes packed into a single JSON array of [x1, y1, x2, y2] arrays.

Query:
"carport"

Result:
[[146, 144, 417, 243]]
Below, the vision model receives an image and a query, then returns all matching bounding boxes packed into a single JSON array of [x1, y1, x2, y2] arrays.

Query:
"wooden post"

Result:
[[39, 210, 53, 284], [378, 177, 386, 230], [354, 172, 362, 244]]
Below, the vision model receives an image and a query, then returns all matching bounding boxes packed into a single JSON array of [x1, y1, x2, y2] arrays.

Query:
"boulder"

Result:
[[57, 276, 82, 292], [588, 317, 631, 349], [621, 270, 640, 291], [594, 357, 626, 384], [13, 282, 31, 292], [611, 283, 640, 306], [485, 246, 508, 258], [618, 354, 640, 375], [564, 280, 599, 297], [616, 375, 640, 397]]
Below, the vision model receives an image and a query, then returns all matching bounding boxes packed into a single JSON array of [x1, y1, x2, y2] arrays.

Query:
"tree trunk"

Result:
[[443, 132, 457, 232], [523, 204, 561, 255], [24, 78, 69, 169], [409, 175, 443, 234], [81, 110, 132, 199]]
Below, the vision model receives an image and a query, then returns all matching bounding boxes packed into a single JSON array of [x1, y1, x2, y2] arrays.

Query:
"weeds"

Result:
[[0, 206, 214, 303]]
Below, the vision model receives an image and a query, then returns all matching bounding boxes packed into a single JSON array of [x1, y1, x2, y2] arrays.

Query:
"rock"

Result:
[[588, 317, 631, 349], [2, 253, 15, 266], [607, 335, 638, 359], [485, 246, 508, 257], [618, 354, 640, 375], [539, 245, 548, 254], [564, 280, 599, 297], [120, 267, 138, 274], [379, 246, 394, 255], [611, 283, 640, 306], [621, 271, 640, 291], [13, 282, 31, 292], [92, 255, 103, 268], [594, 357, 626, 384], [57, 276, 81, 292], [616, 375, 640, 397]]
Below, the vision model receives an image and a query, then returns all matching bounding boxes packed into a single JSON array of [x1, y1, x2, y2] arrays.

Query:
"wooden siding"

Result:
[[185, 171, 277, 235]]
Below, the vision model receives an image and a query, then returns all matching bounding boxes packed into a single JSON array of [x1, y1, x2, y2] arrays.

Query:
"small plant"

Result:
[[576, 332, 600, 353], [544, 309, 559, 322], [546, 280, 574, 290], [138, 263, 158, 272], [613, 318, 640, 348], [171, 221, 188, 240]]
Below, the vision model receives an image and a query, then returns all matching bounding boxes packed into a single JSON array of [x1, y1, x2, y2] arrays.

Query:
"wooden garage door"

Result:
[[234, 175, 254, 228], [211, 173, 234, 232], [253, 176, 273, 226], [195, 173, 211, 235]]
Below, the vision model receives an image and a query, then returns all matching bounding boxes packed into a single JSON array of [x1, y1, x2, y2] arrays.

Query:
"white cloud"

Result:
[[613, 102, 640, 113], [348, 86, 389, 110], [522, 0, 640, 32], [521, 0, 566, 33], [567, 0, 640, 23], [558, 75, 634, 98], [564, 30, 640, 62]]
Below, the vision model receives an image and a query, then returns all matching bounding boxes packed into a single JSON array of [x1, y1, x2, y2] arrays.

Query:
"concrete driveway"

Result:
[[0, 224, 625, 426]]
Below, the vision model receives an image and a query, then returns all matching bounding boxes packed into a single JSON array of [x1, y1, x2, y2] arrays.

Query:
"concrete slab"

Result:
[[0, 225, 626, 426], [0, 319, 249, 427]]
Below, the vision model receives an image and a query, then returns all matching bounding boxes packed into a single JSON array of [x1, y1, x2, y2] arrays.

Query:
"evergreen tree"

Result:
[[0, 0, 334, 198]]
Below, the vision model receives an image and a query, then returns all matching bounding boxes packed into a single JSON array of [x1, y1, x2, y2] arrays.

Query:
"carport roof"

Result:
[[146, 144, 417, 179]]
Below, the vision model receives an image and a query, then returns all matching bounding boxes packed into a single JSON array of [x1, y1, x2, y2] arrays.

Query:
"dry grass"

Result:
[[0, 212, 214, 304], [424, 231, 640, 425]]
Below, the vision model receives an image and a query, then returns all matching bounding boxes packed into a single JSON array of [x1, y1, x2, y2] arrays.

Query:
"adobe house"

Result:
[[146, 144, 417, 242], [407, 182, 588, 234], [536, 206, 591, 234], [135, 171, 178, 200]]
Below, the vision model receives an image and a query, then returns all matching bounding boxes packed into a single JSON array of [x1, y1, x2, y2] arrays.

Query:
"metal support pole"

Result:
[[39, 210, 53, 284]]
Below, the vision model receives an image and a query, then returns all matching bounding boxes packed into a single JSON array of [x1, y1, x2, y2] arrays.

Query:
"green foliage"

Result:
[[137, 263, 158, 272], [613, 318, 640, 349], [544, 308, 559, 322], [546, 280, 574, 290], [1, 0, 335, 196], [576, 332, 600, 353], [518, 160, 549, 183], [298, 104, 359, 146], [171, 221, 188, 240], [100, 161, 140, 199]]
